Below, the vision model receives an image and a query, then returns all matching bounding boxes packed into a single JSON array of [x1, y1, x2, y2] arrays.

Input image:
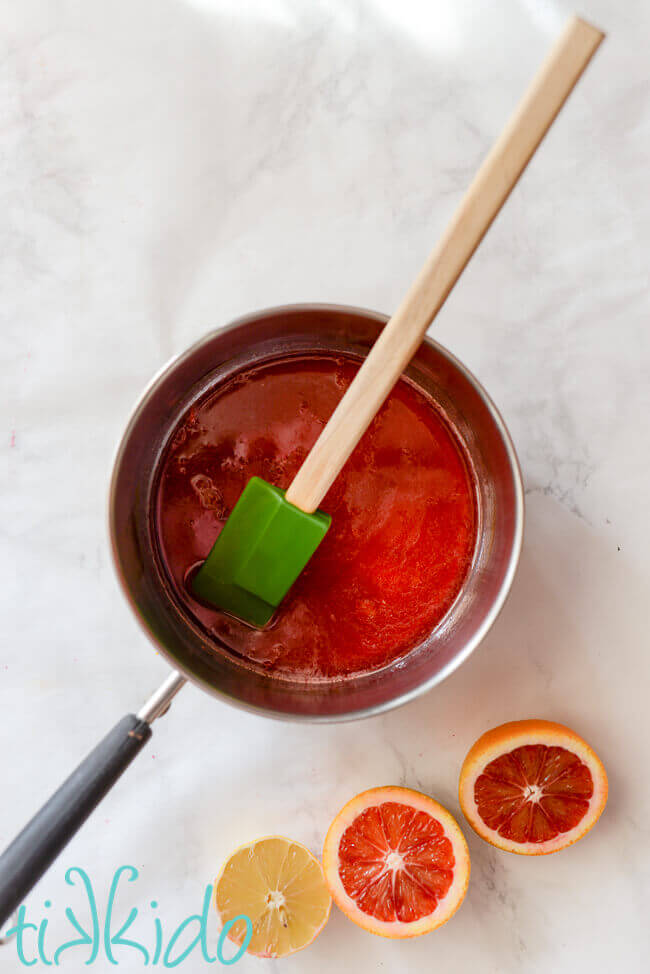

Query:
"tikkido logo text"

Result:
[[1, 866, 253, 968]]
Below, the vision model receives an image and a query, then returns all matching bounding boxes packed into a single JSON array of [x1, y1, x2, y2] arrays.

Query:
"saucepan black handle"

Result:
[[0, 714, 151, 929]]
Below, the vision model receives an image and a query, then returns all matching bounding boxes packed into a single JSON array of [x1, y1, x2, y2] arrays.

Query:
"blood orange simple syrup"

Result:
[[154, 353, 477, 679]]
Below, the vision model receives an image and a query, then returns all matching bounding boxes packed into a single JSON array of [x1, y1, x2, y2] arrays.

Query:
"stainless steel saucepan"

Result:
[[0, 304, 523, 926]]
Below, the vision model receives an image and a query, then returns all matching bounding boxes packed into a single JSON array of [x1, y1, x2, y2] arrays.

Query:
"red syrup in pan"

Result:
[[155, 354, 477, 679]]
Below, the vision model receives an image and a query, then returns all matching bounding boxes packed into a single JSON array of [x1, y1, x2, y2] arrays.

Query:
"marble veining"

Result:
[[1, 0, 649, 970]]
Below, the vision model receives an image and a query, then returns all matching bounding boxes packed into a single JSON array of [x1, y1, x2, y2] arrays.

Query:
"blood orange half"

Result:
[[459, 720, 608, 855], [322, 787, 470, 938]]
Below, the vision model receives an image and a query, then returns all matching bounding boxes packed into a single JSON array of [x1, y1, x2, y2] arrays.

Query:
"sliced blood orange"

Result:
[[459, 720, 608, 855], [322, 787, 470, 937]]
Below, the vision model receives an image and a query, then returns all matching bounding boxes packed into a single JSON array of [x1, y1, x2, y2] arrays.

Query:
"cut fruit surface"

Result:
[[322, 787, 470, 938], [459, 720, 608, 855], [214, 836, 331, 958]]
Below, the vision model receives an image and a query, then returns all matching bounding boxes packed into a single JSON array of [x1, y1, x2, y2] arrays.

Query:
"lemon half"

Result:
[[215, 836, 332, 958]]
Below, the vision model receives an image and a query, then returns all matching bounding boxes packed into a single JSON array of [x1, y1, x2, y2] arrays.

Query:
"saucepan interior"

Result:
[[109, 304, 523, 721]]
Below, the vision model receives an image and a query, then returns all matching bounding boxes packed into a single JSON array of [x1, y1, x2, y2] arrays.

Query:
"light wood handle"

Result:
[[286, 15, 604, 513]]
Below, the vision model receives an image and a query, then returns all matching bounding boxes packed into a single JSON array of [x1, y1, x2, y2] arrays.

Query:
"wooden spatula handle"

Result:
[[286, 15, 603, 514]]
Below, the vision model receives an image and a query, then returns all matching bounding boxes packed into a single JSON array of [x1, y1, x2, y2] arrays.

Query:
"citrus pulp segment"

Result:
[[214, 835, 331, 957], [322, 786, 470, 937], [459, 719, 608, 855]]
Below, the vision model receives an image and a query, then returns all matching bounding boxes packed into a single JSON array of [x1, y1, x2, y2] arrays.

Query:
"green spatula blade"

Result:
[[191, 476, 331, 627]]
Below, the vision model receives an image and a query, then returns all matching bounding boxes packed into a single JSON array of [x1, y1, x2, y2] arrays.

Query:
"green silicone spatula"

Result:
[[192, 15, 603, 627]]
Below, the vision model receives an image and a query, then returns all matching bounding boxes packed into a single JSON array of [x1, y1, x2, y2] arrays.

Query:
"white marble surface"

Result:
[[1, 0, 649, 970]]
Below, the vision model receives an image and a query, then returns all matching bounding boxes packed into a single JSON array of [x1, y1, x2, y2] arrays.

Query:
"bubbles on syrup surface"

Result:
[[171, 408, 204, 451], [190, 474, 227, 515], [172, 426, 187, 449], [334, 356, 351, 391]]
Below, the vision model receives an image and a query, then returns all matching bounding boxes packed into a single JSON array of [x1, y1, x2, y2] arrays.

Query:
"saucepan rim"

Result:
[[108, 303, 524, 722]]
